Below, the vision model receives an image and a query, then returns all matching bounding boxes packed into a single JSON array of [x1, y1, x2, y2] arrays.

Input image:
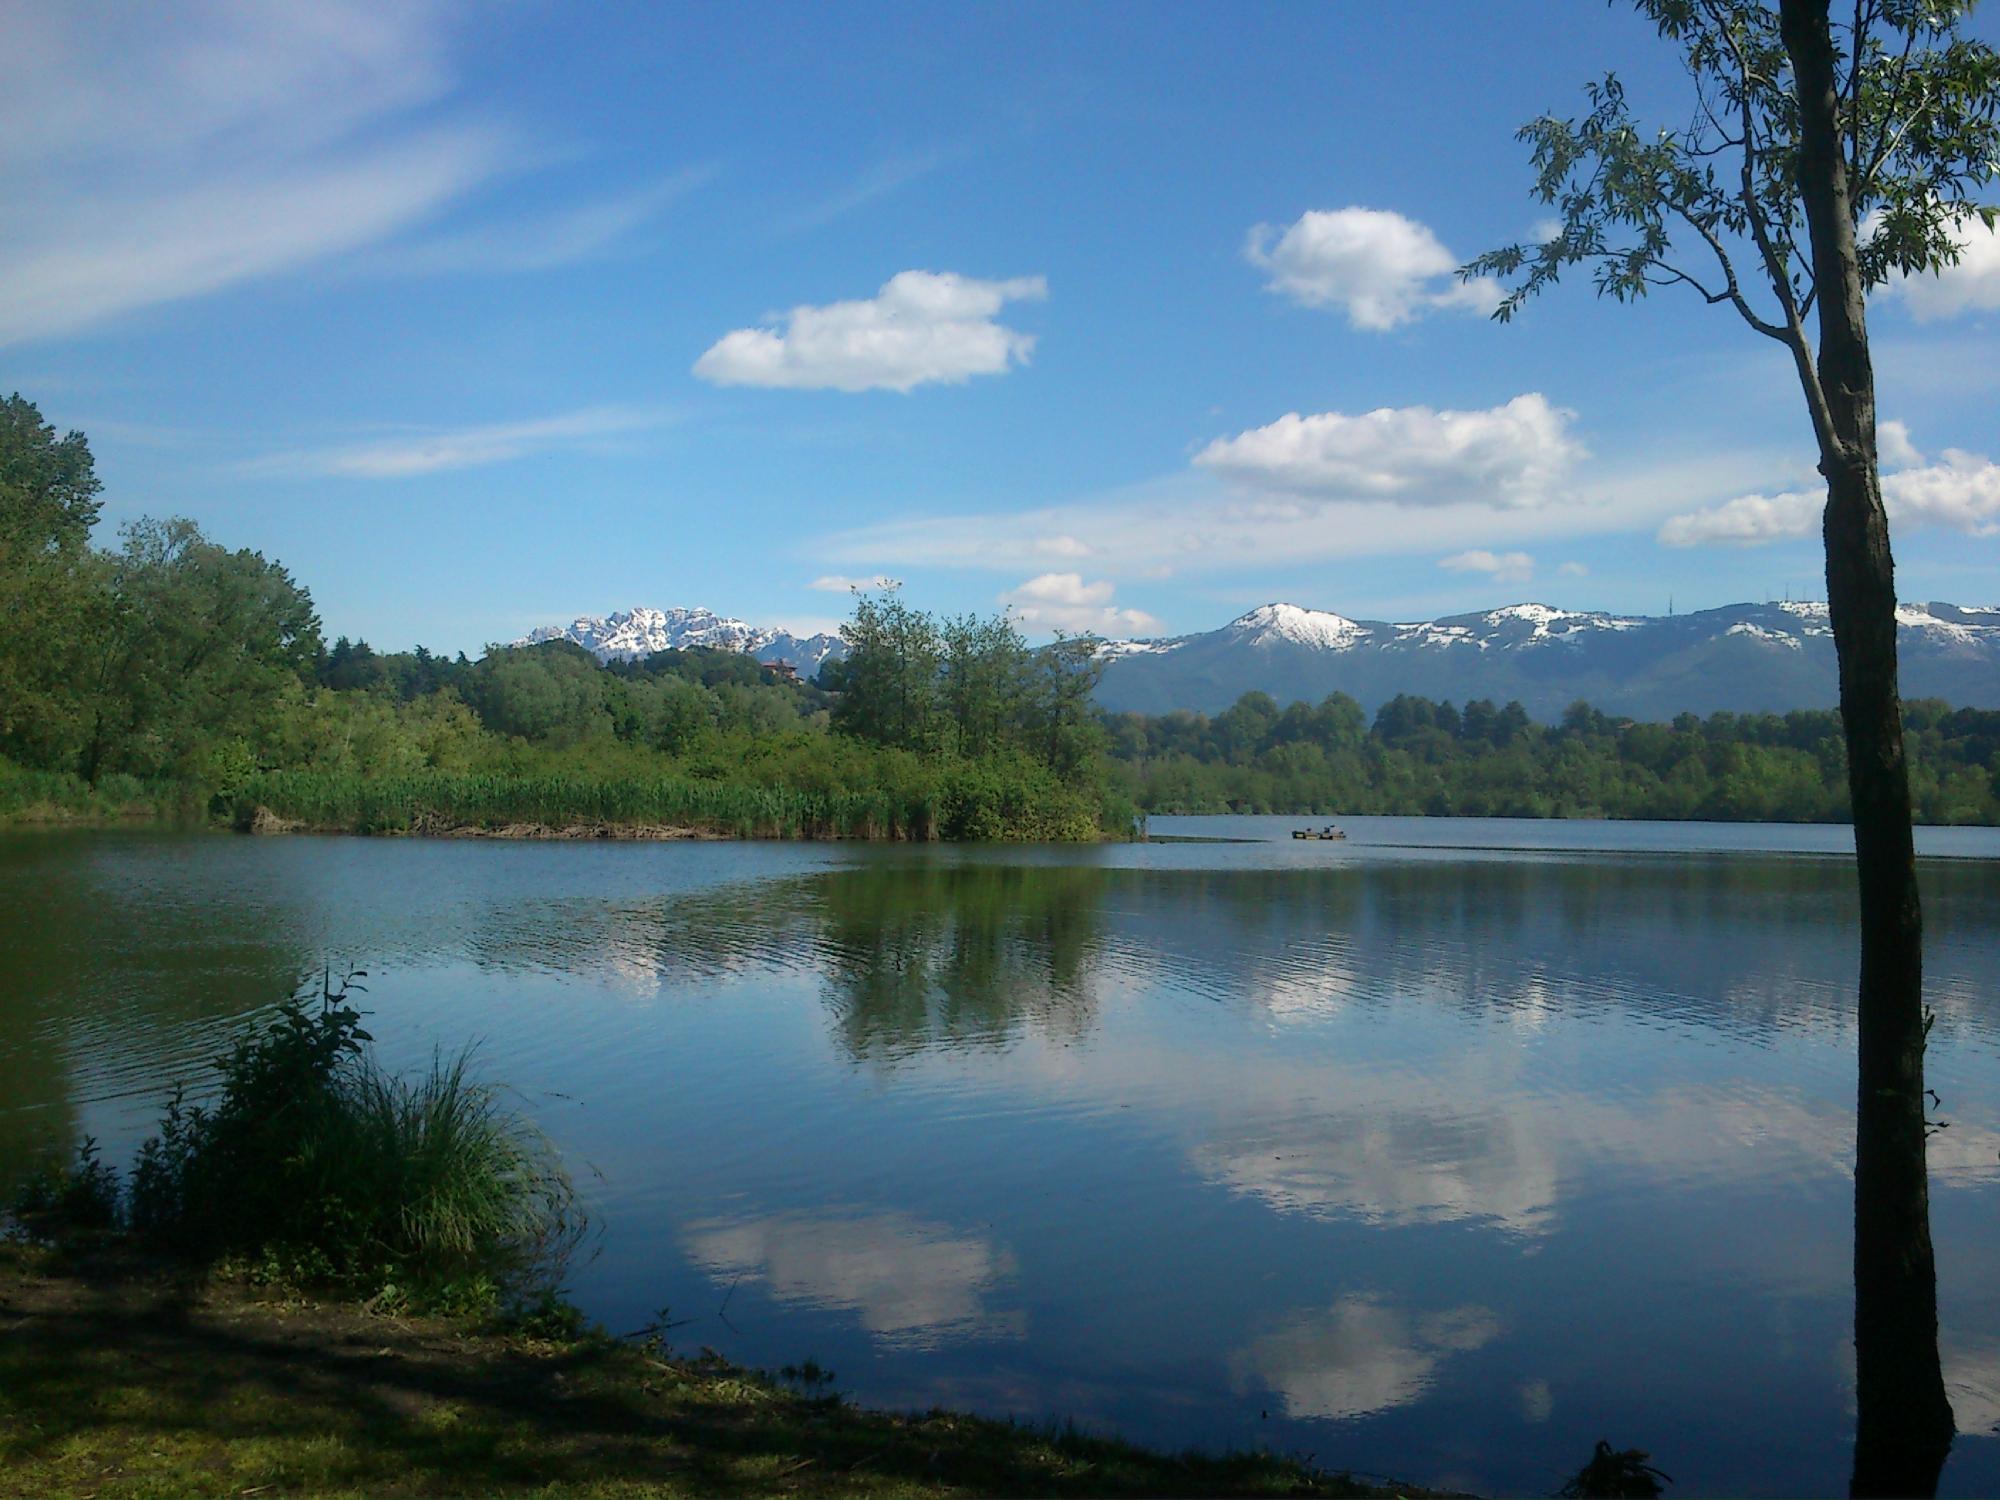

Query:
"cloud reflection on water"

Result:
[[1228, 1295, 1503, 1421], [682, 1209, 1023, 1349]]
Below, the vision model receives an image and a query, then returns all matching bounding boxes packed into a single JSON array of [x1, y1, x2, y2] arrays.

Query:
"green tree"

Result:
[[0, 394, 102, 551], [472, 643, 611, 746], [1030, 631, 1107, 779], [0, 396, 107, 770], [1466, 6, 1999, 1489], [831, 589, 946, 755], [77, 519, 322, 782], [941, 611, 1030, 758]]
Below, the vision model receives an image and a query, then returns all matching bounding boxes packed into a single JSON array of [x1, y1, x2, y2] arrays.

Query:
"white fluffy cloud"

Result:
[[1440, 549, 1535, 584], [1245, 207, 1501, 330], [693, 270, 1045, 392], [1886, 449, 2000, 532], [809, 573, 899, 593], [998, 573, 1161, 635], [1878, 418, 1923, 471], [1660, 442, 2000, 546], [1881, 213, 2000, 321], [1195, 394, 1582, 508], [1658, 489, 1824, 547]]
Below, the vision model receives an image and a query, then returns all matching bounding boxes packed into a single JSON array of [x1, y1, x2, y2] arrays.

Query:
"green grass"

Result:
[[0, 1242, 1424, 1499], [345, 1050, 582, 1299]]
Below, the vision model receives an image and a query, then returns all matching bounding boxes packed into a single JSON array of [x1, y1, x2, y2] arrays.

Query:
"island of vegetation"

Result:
[[4, 393, 1996, 838]]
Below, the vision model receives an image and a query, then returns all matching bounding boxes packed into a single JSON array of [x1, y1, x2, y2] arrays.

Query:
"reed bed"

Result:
[[237, 769, 923, 838], [0, 761, 164, 823]]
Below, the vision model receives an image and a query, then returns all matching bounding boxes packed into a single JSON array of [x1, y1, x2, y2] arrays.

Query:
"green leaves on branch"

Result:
[[1463, 1, 1999, 340]]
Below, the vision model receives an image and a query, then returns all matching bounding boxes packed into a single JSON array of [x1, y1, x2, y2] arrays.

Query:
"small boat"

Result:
[[1291, 824, 1347, 840]]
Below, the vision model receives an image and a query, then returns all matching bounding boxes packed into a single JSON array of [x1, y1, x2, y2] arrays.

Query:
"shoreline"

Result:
[[0, 1241, 1425, 1499]]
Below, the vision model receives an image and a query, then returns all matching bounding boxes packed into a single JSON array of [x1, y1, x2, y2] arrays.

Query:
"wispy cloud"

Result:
[[362, 167, 719, 277], [241, 406, 667, 480], [815, 442, 1784, 580], [0, 3, 702, 347], [774, 144, 965, 236], [0, 3, 511, 346], [1878, 213, 2000, 322], [809, 574, 899, 592]]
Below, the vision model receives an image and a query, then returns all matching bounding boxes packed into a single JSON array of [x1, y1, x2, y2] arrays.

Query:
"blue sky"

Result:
[[4, 0, 1997, 653]]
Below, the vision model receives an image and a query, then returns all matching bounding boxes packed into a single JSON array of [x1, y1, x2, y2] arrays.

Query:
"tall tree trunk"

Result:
[[1778, 3, 1954, 1494]]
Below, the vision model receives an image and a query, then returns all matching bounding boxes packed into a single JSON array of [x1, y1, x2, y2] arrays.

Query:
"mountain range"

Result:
[[1093, 600, 2000, 720], [516, 606, 846, 674], [519, 598, 2000, 722]]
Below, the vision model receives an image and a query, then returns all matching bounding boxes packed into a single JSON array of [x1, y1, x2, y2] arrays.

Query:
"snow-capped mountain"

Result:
[[517, 606, 846, 675], [1095, 599, 2000, 720]]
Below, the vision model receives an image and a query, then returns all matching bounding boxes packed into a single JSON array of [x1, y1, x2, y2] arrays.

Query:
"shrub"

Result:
[[130, 972, 582, 1308], [8, 1137, 122, 1236]]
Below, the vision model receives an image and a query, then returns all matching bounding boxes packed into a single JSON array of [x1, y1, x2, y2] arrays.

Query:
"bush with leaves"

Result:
[[130, 972, 582, 1308], [8, 1137, 121, 1236]]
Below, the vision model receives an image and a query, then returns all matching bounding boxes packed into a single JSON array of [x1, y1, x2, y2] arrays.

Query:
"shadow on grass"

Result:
[[0, 1244, 1407, 1499]]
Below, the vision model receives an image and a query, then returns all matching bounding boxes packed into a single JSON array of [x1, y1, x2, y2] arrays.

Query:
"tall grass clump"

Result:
[[130, 972, 581, 1309], [0, 757, 162, 825]]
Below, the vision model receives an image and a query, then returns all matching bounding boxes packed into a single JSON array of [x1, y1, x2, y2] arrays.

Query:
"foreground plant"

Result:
[[127, 970, 582, 1309]]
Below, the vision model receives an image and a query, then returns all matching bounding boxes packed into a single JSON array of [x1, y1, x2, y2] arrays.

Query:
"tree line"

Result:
[[1104, 690, 2000, 825]]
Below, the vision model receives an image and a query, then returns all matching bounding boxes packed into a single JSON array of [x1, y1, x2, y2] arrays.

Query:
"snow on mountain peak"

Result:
[[1230, 602, 1371, 651], [516, 605, 845, 670], [1895, 601, 2000, 647], [1479, 602, 1639, 643]]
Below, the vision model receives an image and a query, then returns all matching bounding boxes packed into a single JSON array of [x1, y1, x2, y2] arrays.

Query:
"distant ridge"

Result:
[[516, 606, 846, 674], [1094, 599, 2000, 720]]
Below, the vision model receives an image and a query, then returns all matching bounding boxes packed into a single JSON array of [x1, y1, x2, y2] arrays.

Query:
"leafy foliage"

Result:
[[128, 972, 582, 1307], [1465, 1, 1999, 343], [8, 1137, 121, 1236]]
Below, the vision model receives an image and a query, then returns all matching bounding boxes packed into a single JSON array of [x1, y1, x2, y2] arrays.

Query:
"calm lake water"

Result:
[[4, 815, 1998, 1497]]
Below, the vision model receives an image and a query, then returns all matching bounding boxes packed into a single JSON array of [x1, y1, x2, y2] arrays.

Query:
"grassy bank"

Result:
[[0, 1242, 1409, 1500], [0, 762, 175, 826]]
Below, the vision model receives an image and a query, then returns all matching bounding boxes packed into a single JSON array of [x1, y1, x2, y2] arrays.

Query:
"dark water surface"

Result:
[[3, 815, 1998, 1497]]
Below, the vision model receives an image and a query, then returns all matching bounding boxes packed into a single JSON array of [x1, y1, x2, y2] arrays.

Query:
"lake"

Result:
[[3, 815, 1998, 1496]]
